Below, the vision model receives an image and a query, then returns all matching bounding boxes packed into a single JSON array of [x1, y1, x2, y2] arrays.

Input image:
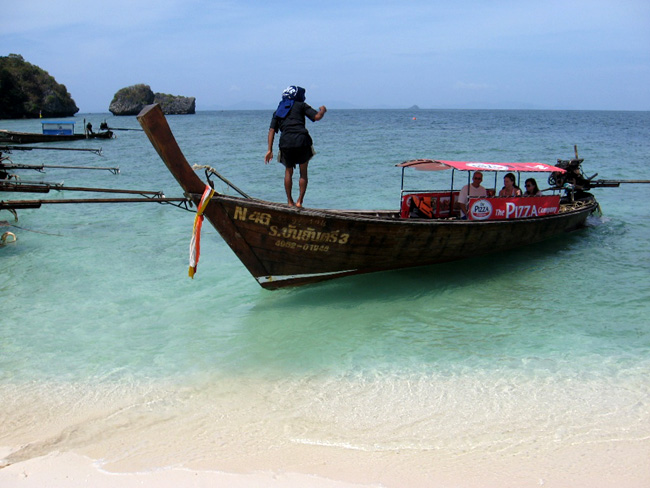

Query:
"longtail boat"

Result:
[[137, 104, 600, 290], [0, 127, 113, 144], [0, 130, 113, 144]]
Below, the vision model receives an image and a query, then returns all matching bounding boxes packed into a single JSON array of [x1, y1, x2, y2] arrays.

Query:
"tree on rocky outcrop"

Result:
[[0, 54, 79, 119], [108, 84, 155, 116]]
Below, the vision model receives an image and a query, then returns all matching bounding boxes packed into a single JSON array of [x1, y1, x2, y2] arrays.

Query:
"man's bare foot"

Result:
[[288, 201, 296, 207], [296, 202, 303, 208]]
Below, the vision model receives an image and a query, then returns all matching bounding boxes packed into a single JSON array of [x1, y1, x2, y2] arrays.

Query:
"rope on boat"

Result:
[[192, 164, 251, 199], [0, 218, 63, 246], [3, 223, 63, 236], [558, 199, 592, 213]]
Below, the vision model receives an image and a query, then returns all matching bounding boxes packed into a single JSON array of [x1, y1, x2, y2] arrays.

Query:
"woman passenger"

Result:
[[523, 178, 542, 196], [498, 172, 522, 197]]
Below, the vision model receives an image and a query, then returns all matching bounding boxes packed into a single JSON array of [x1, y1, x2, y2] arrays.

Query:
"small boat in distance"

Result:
[[0, 120, 113, 144], [137, 104, 599, 290]]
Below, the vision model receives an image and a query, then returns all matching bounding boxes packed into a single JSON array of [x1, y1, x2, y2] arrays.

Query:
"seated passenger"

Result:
[[523, 178, 542, 196], [456, 171, 487, 219], [498, 172, 522, 197]]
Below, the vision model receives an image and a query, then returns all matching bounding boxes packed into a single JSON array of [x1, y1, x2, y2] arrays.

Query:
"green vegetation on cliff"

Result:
[[0, 54, 79, 119]]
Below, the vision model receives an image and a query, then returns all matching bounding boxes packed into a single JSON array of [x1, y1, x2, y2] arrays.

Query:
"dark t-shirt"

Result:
[[269, 101, 318, 149]]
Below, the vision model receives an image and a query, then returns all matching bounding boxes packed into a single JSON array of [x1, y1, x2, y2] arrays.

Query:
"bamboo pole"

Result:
[[0, 145, 103, 155], [614, 180, 650, 184], [0, 197, 188, 210], [0, 181, 164, 195], [106, 127, 144, 131], [0, 184, 51, 193], [2, 163, 119, 174]]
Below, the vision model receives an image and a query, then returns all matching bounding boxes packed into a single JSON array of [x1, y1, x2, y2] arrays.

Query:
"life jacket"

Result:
[[409, 195, 433, 219]]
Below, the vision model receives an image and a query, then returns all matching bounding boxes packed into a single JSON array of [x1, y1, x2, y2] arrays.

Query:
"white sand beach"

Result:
[[1, 441, 649, 488], [1, 374, 649, 488]]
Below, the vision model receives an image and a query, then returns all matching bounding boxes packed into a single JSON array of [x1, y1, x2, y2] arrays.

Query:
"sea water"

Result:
[[1, 110, 649, 478]]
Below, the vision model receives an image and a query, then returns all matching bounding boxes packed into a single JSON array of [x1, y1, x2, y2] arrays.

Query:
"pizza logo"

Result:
[[469, 199, 493, 220]]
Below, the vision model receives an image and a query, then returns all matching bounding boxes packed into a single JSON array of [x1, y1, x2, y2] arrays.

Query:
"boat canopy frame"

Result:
[[397, 159, 567, 209]]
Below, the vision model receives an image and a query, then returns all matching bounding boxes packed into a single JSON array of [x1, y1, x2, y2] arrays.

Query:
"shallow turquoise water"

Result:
[[1, 109, 649, 468]]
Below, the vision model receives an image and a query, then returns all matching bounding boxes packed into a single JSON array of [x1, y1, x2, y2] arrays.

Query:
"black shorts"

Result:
[[278, 146, 315, 169]]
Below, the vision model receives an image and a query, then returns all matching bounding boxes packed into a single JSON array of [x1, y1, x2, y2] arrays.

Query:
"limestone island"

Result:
[[109, 84, 196, 115]]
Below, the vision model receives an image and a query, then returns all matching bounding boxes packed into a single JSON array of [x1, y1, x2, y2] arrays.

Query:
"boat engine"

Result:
[[549, 157, 597, 191]]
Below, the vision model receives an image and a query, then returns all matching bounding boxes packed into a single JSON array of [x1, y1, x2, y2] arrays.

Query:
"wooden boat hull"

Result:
[[137, 104, 598, 290], [198, 194, 596, 288], [0, 130, 113, 144]]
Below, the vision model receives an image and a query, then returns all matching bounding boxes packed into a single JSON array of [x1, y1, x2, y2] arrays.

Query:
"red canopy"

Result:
[[397, 159, 565, 173]]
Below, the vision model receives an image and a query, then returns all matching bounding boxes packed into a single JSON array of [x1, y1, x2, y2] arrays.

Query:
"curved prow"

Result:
[[137, 104, 205, 196], [137, 104, 272, 283]]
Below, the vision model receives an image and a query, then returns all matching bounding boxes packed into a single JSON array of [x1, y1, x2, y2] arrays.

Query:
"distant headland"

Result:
[[0, 54, 79, 119]]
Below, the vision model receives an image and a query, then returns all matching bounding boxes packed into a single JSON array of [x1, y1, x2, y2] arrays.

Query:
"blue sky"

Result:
[[4, 0, 649, 112]]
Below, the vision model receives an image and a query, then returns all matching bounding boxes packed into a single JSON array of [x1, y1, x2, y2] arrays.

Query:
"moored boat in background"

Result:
[[0, 120, 113, 144]]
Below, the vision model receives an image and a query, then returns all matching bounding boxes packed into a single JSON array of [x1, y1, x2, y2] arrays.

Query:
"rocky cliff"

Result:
[[109, 84, 195, 115], [0, 54, 79, 119], [154, 92, 196, 115], [108, 84, 155, 116]]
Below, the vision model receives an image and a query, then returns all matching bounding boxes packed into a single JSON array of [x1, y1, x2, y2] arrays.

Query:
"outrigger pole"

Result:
[[0, 145, 103, 155], [0, 181, 191, 211], [1, 163, 120, 174], [106, 127, 144, 132], [590, 179, 650, 186], [0, 181, 164, 196], [0, 197, 189, 210]]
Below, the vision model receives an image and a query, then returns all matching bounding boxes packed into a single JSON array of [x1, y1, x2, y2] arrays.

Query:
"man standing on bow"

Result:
[[265, 86, 327, 208]]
